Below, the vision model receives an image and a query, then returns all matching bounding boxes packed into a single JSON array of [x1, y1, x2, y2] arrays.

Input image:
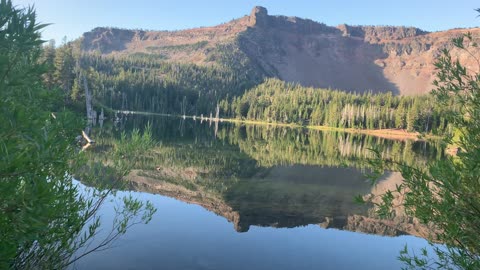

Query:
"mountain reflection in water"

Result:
[[90, 114, 440, 238]]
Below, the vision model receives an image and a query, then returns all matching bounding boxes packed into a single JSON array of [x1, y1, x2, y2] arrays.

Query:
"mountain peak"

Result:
[[251, 6, 268, 15], [249, 6, 269, 26]]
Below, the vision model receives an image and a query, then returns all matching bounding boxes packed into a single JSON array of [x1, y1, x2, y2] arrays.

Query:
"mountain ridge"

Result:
[[80, 6, 480, 95]]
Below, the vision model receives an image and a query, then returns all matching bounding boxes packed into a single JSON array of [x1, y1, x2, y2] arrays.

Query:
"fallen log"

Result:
[[82, 130, 95, 144]]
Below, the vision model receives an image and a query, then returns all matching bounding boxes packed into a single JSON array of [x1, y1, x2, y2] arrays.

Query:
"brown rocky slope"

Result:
[[81, 6, 480, 95]]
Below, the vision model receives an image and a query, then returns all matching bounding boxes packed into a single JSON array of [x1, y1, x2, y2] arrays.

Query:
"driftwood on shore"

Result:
[[80, 129, 95, 152], [82, 130, 95, 144]]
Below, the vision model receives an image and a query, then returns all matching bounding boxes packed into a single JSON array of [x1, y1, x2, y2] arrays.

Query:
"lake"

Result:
[[73, 114, 441, 270]]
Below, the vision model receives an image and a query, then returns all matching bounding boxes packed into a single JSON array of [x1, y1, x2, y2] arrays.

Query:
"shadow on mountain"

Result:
[[240, 8, 400, 94]]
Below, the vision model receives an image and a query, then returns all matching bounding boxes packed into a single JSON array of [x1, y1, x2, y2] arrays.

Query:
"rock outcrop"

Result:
[[249, 6, 269, 26]]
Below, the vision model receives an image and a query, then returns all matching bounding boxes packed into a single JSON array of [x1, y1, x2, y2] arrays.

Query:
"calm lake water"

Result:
[[73, 114, 441, 270]]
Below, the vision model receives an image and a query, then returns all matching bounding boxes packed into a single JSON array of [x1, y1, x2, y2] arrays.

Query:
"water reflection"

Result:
[[90, 114, 440, 239]]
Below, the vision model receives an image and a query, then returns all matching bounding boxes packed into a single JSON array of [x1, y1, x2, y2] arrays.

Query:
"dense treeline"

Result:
[[42, 39, 262, 115], [220, 79, 454, 133], [80, 53, 260, 114]]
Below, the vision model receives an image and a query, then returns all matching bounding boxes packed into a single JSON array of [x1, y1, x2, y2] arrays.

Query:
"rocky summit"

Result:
[[81, 6, 480, 95]]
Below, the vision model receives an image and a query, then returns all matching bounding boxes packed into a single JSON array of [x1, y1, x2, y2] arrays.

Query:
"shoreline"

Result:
[[220, 118, 434, 141], [113, 109, 440, 141]]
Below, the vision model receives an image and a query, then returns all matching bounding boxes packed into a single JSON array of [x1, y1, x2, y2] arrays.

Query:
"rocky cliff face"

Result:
[[80, 6, 480, 95]]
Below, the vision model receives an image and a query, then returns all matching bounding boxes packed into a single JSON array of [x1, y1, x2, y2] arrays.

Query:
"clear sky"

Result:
[[15, 0, 480, 44]]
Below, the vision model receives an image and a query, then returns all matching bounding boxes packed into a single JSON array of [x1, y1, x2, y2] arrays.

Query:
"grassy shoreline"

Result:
[[220, 117, 436, 141], [112, 109, 440, 141]]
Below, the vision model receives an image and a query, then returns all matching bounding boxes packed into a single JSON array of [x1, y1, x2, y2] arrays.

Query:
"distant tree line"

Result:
[[219, 79, 454, 133], [42, 39, 262, 115]]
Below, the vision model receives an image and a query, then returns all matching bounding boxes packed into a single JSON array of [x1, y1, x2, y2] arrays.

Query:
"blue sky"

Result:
[[15, 0, 480, 44]]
